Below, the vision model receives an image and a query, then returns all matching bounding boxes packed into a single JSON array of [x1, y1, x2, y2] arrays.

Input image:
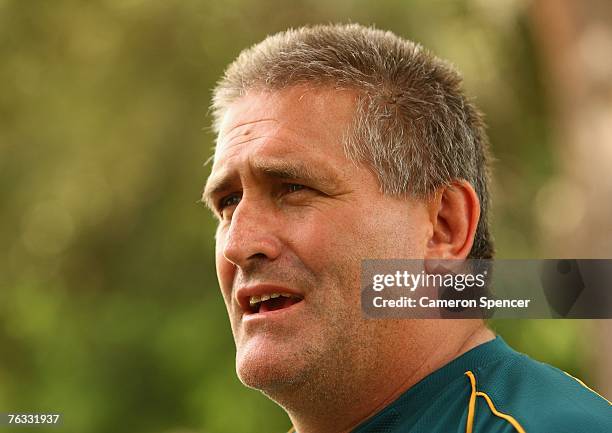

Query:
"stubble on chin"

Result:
[[230, 257, 372, 404], [235, 297, 372, 409]]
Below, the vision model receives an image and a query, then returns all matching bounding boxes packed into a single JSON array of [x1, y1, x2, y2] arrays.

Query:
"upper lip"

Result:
[[235, 284, 304, 314]]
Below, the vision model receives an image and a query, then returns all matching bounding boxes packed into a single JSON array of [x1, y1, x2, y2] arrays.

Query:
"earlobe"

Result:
[[425, 181, 480, 260]]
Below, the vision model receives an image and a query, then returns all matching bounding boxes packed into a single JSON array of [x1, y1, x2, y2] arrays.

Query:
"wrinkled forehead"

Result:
[[202, 87, 364, 212], [212, 85, 359, 166]]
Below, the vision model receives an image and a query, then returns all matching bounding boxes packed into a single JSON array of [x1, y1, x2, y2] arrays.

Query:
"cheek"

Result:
[[215, 237, 234, 304], [287, 213, 367, 282], [296, 201, 429, 262]]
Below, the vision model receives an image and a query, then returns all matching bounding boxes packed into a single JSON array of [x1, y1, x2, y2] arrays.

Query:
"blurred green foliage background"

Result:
[[0, 1, 607, 432]]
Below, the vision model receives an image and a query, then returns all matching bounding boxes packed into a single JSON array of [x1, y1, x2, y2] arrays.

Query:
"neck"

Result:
[[277, 322, 494, 433]]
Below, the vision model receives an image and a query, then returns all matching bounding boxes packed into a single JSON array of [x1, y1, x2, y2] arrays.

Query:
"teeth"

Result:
[[248, 292, 301, 307], [249, 295, 261, 306]]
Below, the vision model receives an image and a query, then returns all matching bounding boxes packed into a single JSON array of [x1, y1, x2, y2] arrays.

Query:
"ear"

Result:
[[425, 180, 481, 260]]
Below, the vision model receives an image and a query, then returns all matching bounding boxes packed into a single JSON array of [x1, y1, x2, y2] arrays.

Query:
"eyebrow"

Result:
[[201, 159, 341, 212]]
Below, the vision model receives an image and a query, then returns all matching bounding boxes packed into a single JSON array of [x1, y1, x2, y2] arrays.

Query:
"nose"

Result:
[[221, 197, 282, 268]]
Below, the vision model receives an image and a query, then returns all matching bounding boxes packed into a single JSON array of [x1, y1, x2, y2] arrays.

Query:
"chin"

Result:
[[236, 346, 307, 393]]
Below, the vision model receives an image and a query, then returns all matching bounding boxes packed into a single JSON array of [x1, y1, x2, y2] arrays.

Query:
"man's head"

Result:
[[212, 23, 493, 260], [204, 24, 493, 410]]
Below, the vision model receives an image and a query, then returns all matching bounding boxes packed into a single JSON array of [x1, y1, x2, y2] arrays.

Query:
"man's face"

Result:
[[206, 86, 432, 393]]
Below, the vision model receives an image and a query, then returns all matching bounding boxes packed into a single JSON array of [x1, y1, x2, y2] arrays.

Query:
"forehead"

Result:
[[213, 86, 358, 168]]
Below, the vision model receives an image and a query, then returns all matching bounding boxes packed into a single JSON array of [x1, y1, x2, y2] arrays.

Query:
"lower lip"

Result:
[[241, 300, 305, 324]]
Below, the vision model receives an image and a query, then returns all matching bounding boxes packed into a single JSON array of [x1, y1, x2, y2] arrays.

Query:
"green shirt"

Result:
[[349, 337, 611, 433]]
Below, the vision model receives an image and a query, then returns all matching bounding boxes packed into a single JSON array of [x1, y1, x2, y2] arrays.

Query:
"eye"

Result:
[[217, 193, 241, 215], [286, 183, 306, 193]]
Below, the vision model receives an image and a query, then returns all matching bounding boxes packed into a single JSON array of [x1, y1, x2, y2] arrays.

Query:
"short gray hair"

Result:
[[212, 23, 494, 259]]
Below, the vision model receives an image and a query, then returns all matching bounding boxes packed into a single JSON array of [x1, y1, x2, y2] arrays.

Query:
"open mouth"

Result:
[[248, 293, 303, 314]]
